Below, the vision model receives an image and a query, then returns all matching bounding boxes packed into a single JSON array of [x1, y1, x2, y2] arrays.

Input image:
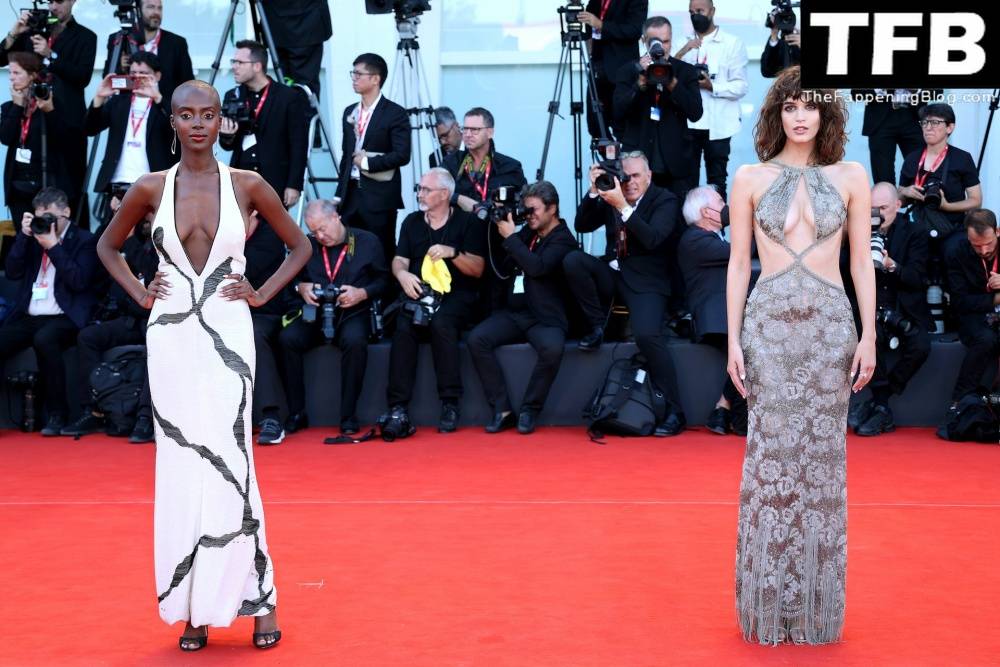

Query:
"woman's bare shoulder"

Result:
[[131, 171, 168, 203]]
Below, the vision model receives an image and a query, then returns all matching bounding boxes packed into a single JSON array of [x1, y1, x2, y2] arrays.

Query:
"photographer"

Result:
[[1, 52, 80, 230], [272, 200, 388, 441], [384, 168, 485, 436], [677, 185, 745, 436], [577, 0, 648, 140], [101, 0, 194, 107], [760, 23, 799, 78], [467, 181, 578, 435], [849, 183, 932, 437], [675, 0, 748, 200], [944, 210, 1000, 410], [852, 89, 939, 186], [428, 106, 462, 169], [260, 0, 332, 99], [613, 16, 703, 197], [1, 0, 97, 221], [0, 187, 98, 436], [86, 51, 177, 220], [562, 152, 686, 436], [336, 53, 412, 263]]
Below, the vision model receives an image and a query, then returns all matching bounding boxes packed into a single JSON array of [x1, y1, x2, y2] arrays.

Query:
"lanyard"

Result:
[[322, 244, 349, 284], [143, 29, 162, 54], [19, 99, 36, 147], [356, 102, 374, 142], [253, 83, 271, 120], [984, 253, 998, 286], [598, 0, 612, 20], [129, 97, 152, 138], [37, 252, 50, 287], [914, 145, 948, 188], [466, 160, 492, 201], [529, 235, 540, 252]]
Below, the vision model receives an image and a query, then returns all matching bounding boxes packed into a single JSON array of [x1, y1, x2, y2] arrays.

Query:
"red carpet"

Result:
[[1, 426, 998, 666]]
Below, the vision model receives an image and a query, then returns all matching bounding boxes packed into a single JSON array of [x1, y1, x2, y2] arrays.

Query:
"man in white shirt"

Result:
[[675, 0, 748, 200]]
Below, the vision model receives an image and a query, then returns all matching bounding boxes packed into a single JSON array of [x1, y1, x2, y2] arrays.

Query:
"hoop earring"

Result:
[[171, 130, 177, 155]]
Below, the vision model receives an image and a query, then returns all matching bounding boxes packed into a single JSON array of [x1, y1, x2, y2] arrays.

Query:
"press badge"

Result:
[[15, 148, 32, 163], [242, 133, 257, 151], [592, 29, 602, 40], [32, 284, 48, 300], [513, 275, 525, 294], [649, 107, 661, 122]]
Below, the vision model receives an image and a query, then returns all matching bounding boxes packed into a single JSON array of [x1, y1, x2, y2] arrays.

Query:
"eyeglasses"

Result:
[[461, 126, 489, 135], [349, 70, 374, 79], [416, 186, 447, 194], [919, 119, 948, 128], [230, 59, 258, 66], [621, 151, 645, 159]]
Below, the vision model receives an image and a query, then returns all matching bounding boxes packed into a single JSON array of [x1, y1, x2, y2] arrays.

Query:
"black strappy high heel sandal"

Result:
[[178, 634, 208, 651], [253, 629, 282, 649]]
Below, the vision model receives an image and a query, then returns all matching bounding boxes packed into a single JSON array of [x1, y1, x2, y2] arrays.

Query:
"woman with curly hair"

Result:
[[725, 66, 876, 645]]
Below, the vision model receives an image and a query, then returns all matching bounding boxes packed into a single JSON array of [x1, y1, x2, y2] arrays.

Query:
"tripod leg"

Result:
[[536, 45, 572, 181], [251, 0, 286, 84], [208, 0, 241, 86]]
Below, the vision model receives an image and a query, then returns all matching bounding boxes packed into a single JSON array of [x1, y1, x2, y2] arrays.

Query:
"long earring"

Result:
[[171, 130, 177, 155]]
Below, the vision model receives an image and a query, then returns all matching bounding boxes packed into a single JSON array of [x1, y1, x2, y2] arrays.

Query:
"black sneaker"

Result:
[[654, 412, 687, 437], [855, 405, 896, 436], [340, 416, 360, 435], [60, 412, 106, 437], [705, 407, 732, 435], [847, 398, 874, 430], [40, 414, 66, 437], [438, 403, 460, 433], [129, 415, 155, 444], [577, 326, 604, 352], [258, 418, 285, 445], [284, 411, 309, 434]]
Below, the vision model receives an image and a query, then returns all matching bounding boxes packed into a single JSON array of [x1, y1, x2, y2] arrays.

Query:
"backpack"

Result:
[[584, 353, 668, 439], [937, 393, 1000, 443], [90, 350, 146, 435]]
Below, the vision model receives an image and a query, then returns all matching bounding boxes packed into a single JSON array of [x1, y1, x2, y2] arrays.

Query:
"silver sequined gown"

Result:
[[736, 161, 856, 645]]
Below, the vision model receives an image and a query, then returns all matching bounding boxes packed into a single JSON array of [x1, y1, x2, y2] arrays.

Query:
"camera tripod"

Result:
[[977, 88, 999, 174], [536, 6, 609, 220], [386, 15, 442, 206], [209, 0, 340, 222]]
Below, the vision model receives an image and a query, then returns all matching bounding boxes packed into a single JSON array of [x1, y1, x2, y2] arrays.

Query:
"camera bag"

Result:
[[90, 349, 146, 436], [584, 353, 667, 439], [937, 393, 1000, 443]]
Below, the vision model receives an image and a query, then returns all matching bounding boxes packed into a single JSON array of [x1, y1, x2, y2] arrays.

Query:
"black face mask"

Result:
[[691, 12, 711, 34], [720, 204, 730, 229]]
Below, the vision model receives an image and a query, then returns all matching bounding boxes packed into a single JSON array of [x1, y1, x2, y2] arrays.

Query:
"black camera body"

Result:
[[303, 284, 344, 341], [870, 207, 886, 270], [765, 0, 799, 33], [7, 370, 39, 432], [473, 186, 528, 224], [557, 1, 588, 36], [31, 70, 52, 102], [592, 140, 630, 192], [222, 94, 254, 133], [376, 405, 416, 441], [922, 177, 944, 209], [30, 212, 58, 236], [402, 282, 442, 327], [985, 311, 1000, 330], [645, 39, 674, 87], [877, 307, 914, 350], [24, 2, 55, 39]]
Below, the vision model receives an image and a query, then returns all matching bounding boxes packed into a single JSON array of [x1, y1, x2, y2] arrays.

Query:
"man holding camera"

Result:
[[0, 187, 98, 436], [337, 53, 412, 264], [101, 0, 194, 108], [576, 0, 648, 140], [2, 0, 97, 223], [944, 209, 1000, 410], [675, 0, 748, 200], [613, 16, 703, 197], [87, 51, 177, 221], [384, 168, 486, 437], [760, 2, 800, 78], [563, 152, 686, 436], [271, 200, 389, 441], [848, 183, 932, 436], [467, 181, 578, 435]]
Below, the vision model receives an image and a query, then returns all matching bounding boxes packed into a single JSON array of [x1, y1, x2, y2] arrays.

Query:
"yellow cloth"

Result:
[[421, 255, 452, 293]]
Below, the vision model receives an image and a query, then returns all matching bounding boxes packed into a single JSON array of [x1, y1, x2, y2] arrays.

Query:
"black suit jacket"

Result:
[[84, 95, 178, 192], [586, 0, 647, 82], [760, 39, 800, 78], [499, 222, 579, 331], [851, 89, 942, 136], [574, 185, 678, 296], [261, 0, 332, 46], [0, 101, 82, 204], [219, 80, 308, 195], [336, 97, 412, 212], [882, 212, 933, 332], [677, 226, 729, 341], [3, 224, 99, 328], [614, 58, 703, 179], [102, 29, 194, 107], [946, 238, 997, 335]]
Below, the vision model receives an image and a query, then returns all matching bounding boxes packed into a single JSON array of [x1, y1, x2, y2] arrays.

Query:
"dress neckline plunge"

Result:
[[172, 162, 223, 278], [753, 161, 848, 254]]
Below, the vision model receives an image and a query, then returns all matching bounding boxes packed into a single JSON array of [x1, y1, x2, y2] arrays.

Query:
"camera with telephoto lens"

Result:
[[473, 186, 528, 225], [765, 0, 799, 33], [302, 284, 344, 342], [402, 281, 441, 327], [921, 176, 944, 210], [592, 140, 630, 192], [644, 38, 673, 86], [29, 212, 58, 236], [7, 370, 38, 432], [23, 1, 55, 38], [870, 207, 886, 270], [877, 307, 914, 350]]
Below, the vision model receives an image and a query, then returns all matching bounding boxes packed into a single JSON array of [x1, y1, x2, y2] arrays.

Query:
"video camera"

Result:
[[870, 207, 887, 270], [473, 186, 528, 225], [402, 281, 441, 327], [557, 1, 589, 37], [22, 1, 56, 39], [645, 38, 673, 87], [765, 0, 799, 33], [109, 0, 139, 29], [29, 212, 59, 236], [592, 140, 630, 192], [365, 0, 431, 21], [303, 284, 345, 341]]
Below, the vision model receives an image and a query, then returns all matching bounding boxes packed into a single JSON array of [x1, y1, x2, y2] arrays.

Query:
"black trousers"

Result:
[[468, 309, 566, 414], [687, 129, 732, 200], [954, 323, 1000, 400], [587, 74, 616, 140], [77, 316, 151, 417], [870, 322, 931, 400], [252, 312, 286, 416], [867, 111, 923, 185], [342, 180, 398, 263], [700, 333, 742, 404], [387, 293, 474, 408], [0, 314, 78, 416], [276, 44, 324, 98], [562, 250, 682, 414], [279, 310, 370, 420]]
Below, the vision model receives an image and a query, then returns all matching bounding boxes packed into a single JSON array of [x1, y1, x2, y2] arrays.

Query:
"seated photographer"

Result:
[[86, 51, 177, 223], [274, 200, 388, 440], [0, 187, 98, 436], [468, 181, 578, 435], [944, 209, 1000, 411], [562, 152, 687, 436], [61, 202, 158, 442], [613, 16, 703, 198], [384, 168, 486, 437], [429, 106, 462, 169], [849, 183, 932, 437], [1, 52, 81, 230], [677, 185, 745, 436]]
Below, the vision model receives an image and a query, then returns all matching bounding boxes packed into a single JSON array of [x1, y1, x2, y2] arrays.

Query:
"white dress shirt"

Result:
[[679, 26, 749, 141]]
